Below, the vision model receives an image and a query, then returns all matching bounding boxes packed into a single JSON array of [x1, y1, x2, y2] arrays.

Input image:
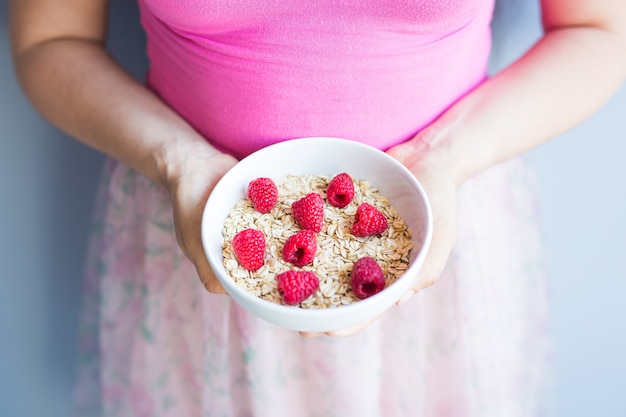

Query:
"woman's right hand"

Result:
[[10, 2, 238, 296], [10, 0, 240, 294], [164, 146, 238, 293]]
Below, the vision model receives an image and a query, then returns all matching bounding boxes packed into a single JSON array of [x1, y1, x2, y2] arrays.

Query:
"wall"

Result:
[[491, 2, 626, 415], [1, 1, 624, 416], [0, 2, 145, 416]]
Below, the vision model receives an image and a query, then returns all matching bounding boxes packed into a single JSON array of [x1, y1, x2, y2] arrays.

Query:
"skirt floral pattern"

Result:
[[74, 156, 550, 417]]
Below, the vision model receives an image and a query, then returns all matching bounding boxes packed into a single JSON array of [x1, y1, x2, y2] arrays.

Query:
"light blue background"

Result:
[[1, 1, 624, 416]]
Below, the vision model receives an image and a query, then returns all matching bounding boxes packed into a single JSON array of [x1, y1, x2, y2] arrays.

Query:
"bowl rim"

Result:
[[201, 136, 433, 325]]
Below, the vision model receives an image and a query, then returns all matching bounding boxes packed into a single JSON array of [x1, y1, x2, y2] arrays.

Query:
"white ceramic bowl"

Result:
[[201, 137, 432, 332]]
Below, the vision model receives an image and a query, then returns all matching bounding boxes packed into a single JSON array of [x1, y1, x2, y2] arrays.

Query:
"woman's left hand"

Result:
[[386, 137, 459, 304], [300, 135, 460, 337]]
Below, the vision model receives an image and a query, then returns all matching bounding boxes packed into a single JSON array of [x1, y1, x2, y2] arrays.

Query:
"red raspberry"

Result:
[[247, 177, 278, 214], [282, 230, 317, 267], [291, 192, 324, 232], [351, 203, 388, 237], [350, 257, 386, 299], [326, 172, 355, 208], [276, 270, 320, 305], [232, 228, 266, 271]]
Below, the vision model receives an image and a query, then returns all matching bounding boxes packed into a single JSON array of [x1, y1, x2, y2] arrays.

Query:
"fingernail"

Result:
[[300, 331, 322, 338], [398, 289, 416, 305]]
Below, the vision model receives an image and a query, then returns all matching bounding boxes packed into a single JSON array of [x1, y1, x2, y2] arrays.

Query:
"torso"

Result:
[[138, 0, 495, 158]]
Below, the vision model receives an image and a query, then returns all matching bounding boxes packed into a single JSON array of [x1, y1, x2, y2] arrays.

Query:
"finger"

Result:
[[412, 239, 452, 292], [299, 331, 324, 338], [324, 323, 369, 337], [179, 224, 228, 294], [398, 209, 457, 305], [397, 289, 417, 306], [396, 259, 444, 305], [323, 313, 382, 337], [194, 253, 227, 294], [202, 278, 227, 294], [396, 236, 454, 305]]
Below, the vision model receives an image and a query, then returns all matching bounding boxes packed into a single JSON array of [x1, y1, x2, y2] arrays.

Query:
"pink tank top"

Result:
[[138, 0, 494, 159]]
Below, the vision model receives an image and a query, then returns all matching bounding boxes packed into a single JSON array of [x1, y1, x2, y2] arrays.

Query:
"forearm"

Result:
[[12, 38, 216, 189], [420, 24, 626, 185]]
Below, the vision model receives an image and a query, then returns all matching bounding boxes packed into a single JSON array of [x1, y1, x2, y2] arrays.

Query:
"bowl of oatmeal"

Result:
[[201, 137, 432, 332]]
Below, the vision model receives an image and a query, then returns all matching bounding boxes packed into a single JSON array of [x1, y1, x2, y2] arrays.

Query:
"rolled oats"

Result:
[[221, 174, 413, 308]]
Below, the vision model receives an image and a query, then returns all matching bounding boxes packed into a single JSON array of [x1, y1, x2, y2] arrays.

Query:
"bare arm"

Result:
[[9, 0, 223, 187], [10, 0, 237, 292], [427, 0, 626, 183], [387, 0, 626, 302]]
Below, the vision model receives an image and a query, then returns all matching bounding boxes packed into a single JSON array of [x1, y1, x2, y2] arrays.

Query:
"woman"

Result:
[[10, 0, 626, 416]]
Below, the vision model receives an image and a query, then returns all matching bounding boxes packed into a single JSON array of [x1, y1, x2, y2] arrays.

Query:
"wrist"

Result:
[[153, 133, 224, 193], [414, 114, 495, 187]]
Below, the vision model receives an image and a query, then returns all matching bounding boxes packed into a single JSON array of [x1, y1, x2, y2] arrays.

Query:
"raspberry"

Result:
[[326, 172, 355, 208], [291, 192, 324, 232], [351, 202, 388, 237], [247, 177, 278, 214], [350, 257, 386, 299], [232, 228, 266, 271], [276, 270, 320, 305], [282, 230, 317, 267]]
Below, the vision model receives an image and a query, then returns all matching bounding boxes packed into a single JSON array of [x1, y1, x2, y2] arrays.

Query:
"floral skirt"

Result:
[[74, 156, 550, 417]]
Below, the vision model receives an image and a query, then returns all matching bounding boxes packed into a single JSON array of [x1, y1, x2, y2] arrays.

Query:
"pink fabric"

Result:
[[138, 0, 494, 158], [75, 158, 550, 417]]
